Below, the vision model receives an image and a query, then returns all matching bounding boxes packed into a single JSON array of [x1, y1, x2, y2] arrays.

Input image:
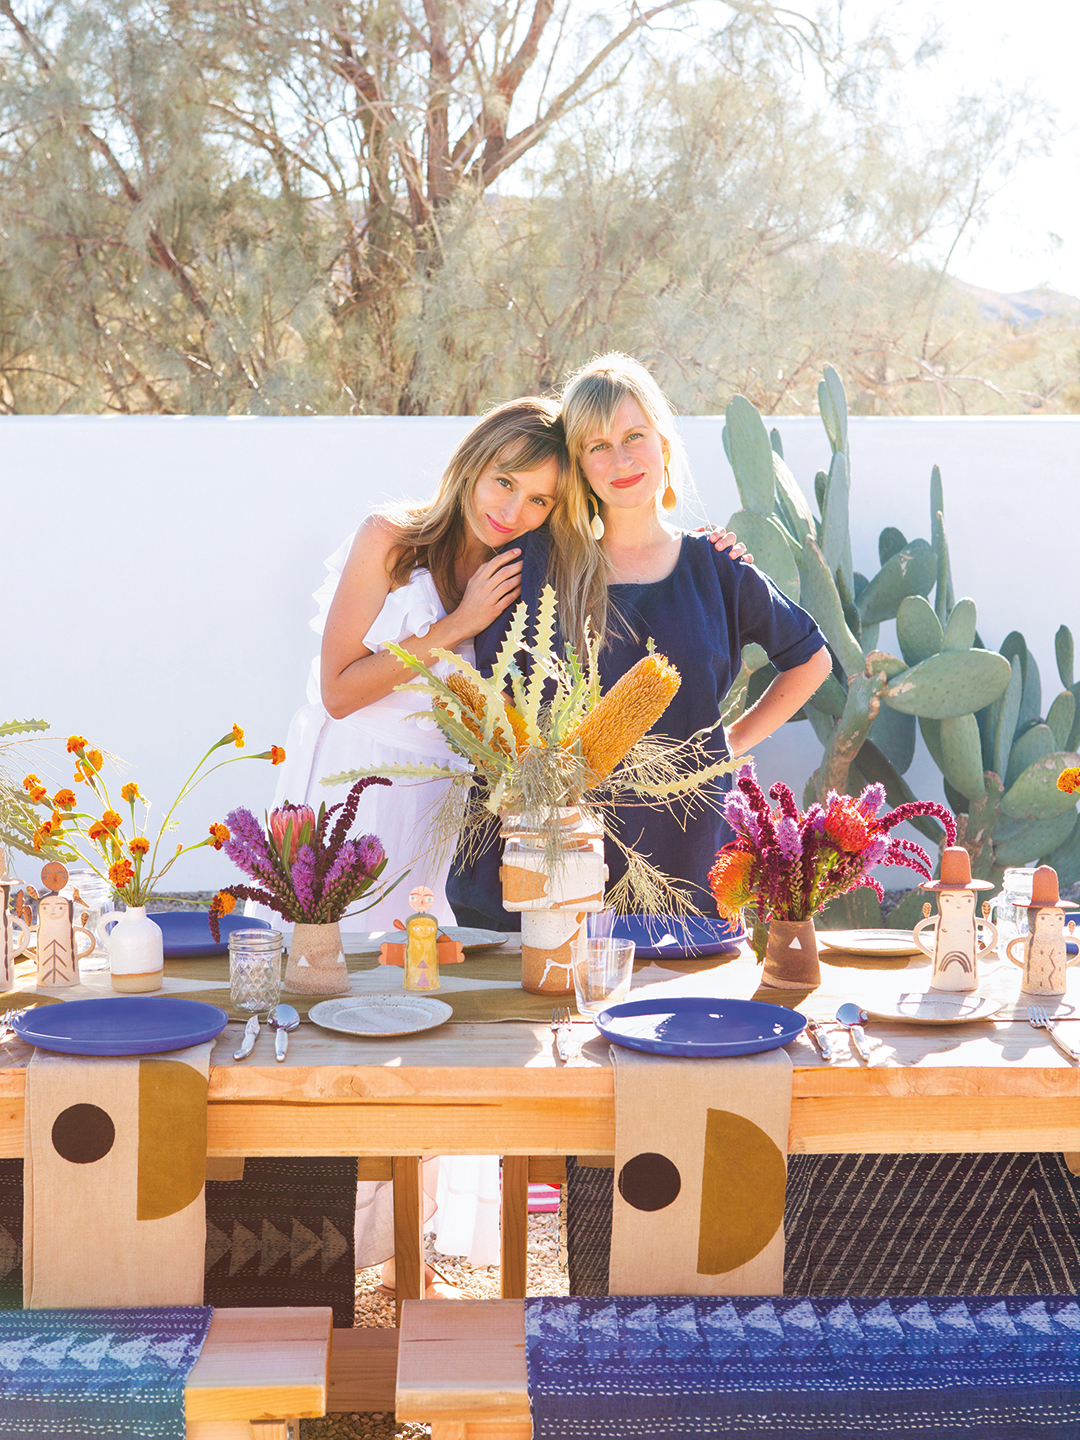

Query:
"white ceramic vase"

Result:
[[98, 906, 164, 993]]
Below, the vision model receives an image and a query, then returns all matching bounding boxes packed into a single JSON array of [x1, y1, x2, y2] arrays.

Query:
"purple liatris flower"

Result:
[[290, 843, 318, 913], [862, 835, 889, 868], [322, 839, 357, 892], [777, 814, 802, 863], [723, 792, 752, 834], [224, 806, 274, 876], [805, 804, 826, 834], [354, 834, 386, 874], [858, 783, 886, 816]]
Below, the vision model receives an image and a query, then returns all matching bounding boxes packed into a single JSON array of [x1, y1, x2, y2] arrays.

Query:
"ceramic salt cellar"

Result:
[[1005, 864, 1078, 995], [913, 846, 997, 992]]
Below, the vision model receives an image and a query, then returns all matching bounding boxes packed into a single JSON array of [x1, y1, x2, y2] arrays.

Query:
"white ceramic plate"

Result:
[[818, 929, 921, 958], [862, 991, 1004, 1025], [348, 926, 509, 955], [308, 995, 453, 1037]]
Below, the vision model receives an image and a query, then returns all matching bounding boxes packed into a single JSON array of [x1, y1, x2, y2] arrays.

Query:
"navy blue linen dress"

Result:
[[447, 528, 825, 928]]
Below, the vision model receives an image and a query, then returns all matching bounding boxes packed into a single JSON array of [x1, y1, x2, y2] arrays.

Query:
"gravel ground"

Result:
[[299, 1210, 566, 1440]]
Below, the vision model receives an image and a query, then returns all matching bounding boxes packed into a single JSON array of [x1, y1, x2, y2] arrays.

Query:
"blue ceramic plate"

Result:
[[12, 997, 229, 1055], [595, 995, 805, 1057], [611, 915, 744, 960], [150, 911, 272, 959]]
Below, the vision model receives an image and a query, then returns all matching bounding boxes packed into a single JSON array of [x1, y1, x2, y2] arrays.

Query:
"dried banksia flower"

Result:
[[503, 702, 530, 756], [440, 673, 512, 757], [571, 653, 681, 781]]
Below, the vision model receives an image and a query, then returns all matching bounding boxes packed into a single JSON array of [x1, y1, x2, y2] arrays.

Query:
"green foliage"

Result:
[[721, 369, 1080, 909]]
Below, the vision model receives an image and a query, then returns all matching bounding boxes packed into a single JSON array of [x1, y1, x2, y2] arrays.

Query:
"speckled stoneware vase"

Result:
[[283, 921, 350, 996], [761, 918, 820, 989]]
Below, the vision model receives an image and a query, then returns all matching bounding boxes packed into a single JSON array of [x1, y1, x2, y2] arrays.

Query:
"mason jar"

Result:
[[229, 929, 283, 1014]]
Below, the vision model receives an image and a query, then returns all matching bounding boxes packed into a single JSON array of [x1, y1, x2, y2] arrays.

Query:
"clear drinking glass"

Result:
[[63, 870, 114, 972], [989, 866, 1038, 948], [572, 937, 635, 1018], [229, 929, 283, 1013]]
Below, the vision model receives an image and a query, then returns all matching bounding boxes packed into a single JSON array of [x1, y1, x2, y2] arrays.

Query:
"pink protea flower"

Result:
[[269, 802, 316, 866]]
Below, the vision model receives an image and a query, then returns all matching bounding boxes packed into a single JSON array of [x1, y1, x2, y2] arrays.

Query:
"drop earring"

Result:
[[588, 491, 605, 541], [661, 465, 677, 512]]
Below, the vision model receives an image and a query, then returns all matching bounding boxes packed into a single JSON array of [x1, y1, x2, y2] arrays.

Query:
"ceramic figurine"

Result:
[[33, 863, 95, 987], [0, 856, 31, 990], [913, 846, 997, 992], [379, 916, 464, 969], [1005, 865, 1078, 995], [403, 887, 441, 992]]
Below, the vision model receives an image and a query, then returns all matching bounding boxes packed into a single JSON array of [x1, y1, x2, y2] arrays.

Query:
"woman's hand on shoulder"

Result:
[[453, 547, 524, 639], [695, 526, 752, 566]]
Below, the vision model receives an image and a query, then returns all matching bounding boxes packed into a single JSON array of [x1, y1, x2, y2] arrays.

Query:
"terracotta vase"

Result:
[[500, 807, 607, 997], [283, 920, 350, 996], [761, 917, 820, 990]]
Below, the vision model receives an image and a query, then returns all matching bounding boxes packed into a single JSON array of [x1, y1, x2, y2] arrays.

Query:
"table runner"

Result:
[[0, 1305, 211, 1440], [24, 1044, 212, 1309], [608, 1048, 792, 1296], [524, 1294, 1080, 1439]]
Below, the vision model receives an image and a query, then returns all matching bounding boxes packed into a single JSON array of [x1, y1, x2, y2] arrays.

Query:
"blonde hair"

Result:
[[383, 397, 568, 605], [554, 352, 685, 652]]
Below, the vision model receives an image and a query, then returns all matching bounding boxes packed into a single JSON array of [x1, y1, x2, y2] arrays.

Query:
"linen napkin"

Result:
[[608, 1046, 792, 1295], [23, 1043, 213, 1309]]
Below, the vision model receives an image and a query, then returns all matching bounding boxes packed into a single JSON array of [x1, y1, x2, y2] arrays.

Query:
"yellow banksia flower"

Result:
[[502, 702, 530, 756], [440, 674, 513, 758], [570, 653, 681, 781], [1057, 766, 1080, 795]]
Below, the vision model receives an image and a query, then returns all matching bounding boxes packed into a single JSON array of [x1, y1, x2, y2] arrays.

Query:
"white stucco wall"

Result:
[[4, 413, 1076, 890]]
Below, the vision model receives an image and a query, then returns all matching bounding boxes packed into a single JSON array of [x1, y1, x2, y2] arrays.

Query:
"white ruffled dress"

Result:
[[260, 533, 500, 1270], [266, 532, 472, 934]]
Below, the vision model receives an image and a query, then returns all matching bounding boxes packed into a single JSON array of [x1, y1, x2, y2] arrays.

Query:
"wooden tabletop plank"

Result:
[[396, 1300, 528, 1423], [185, 1306, 332, 1422]]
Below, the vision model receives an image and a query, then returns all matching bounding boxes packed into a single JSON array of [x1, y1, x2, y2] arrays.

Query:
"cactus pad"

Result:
[[883, 649, 1011, 719]]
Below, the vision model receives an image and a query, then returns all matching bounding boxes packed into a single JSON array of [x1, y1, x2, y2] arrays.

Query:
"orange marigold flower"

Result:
[[121, 782, 140, 803], [26, 784, 48, 805], [101, 810, 122, 830], [73, 764, 87, 783], [231, 724, 245, 749], [108, 859, 134, 888], [88, 820, 109, 843], [270, 745, 286, 765], [22, 774, 40, 792], [32, 827, 48, 851], [211, 890, 236, 917], [208, 822, 230, 850], [53, 789, 76, 810], [66, 735, 87, 754], [1057, 767, 1080, 795], [708, 846, 756, 922], [823, 798, 874, 854], [86, 749, 103, 772], [128, 836, 150, 856]]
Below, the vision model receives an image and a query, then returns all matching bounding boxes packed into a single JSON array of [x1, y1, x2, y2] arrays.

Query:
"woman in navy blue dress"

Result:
[[449, 352, 831, 928]]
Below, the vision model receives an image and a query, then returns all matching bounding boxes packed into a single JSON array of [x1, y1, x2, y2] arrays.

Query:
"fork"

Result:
[[0, 1007, 29, 1037], [1028, 1005, 1080, 1062], [550, 1006, 574, 1064]]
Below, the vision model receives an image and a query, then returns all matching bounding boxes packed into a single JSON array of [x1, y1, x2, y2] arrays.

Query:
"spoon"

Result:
[[267, 1003, 300, 1062], [836, 1002, 871, 1065]]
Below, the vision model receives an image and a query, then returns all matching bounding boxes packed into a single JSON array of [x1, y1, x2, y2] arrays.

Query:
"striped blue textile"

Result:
[[0, 1306, 212, 1439], [524, 1295, 1080, 1438]]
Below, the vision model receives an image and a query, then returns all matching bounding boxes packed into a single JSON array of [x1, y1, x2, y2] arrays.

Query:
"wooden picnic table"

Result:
[[3, 938, 1080, 1311]]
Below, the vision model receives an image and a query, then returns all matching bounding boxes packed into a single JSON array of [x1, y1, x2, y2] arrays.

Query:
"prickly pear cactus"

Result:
[[721, 368, 1080, 912]]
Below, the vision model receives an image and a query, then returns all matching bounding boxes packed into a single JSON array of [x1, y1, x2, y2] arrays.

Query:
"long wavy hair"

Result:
[[382, 397, 568, 606], [553, 353, 685, 653]]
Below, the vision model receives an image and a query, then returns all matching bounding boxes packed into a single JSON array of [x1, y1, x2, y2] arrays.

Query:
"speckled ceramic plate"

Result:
[[862, 991, 1004, 1025], [818, 929, 921, 957], [308, 995, 453, 1037]]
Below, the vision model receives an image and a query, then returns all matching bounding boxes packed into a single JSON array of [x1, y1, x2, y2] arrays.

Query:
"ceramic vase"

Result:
[[283, 920, 350, 996], [500, 807, 607, 996], [761, 918, 820, 990], [0, 879, 31, 990], [98, 907, 164, 993]]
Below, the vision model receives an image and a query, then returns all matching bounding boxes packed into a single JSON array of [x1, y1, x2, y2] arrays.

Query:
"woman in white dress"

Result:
[[265, 398, 569, 1291]]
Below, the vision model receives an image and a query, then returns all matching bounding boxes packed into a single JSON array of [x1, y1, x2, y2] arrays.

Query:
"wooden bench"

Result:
[[186, 1306, 333, 1440], [396, 1299, 530, 1440]]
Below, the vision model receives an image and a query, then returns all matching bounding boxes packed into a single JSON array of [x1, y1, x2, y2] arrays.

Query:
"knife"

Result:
[[805, 1018, 833, 1061], [233, 1014, 260, 1061]]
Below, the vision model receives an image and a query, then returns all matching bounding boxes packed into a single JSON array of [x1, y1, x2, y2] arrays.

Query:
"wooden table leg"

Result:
[[392, 1156, 424, 1326], [500, 1156, 529, 1299]]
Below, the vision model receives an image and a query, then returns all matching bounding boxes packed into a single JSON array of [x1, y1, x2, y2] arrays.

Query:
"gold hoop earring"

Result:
[[587, 491, 605, 541], [661, 465, 677, 512]]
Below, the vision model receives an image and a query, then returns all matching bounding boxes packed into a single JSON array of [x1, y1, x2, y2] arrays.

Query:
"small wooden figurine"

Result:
[[0, 855, 31, 990], [33, 863, 95, 988], [1005, 865, 1077, 995], [913, 846, 997, 992]]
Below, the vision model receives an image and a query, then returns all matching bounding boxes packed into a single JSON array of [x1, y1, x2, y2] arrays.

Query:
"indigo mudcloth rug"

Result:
[[524, 1294, 1080, 1438], [0, 1159, 22, 1310], [0, 1304, 211, 1439], [204, 1158, 356, 1328]]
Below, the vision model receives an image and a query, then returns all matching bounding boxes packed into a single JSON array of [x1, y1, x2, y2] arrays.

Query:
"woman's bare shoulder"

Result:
[[343, 513, 408, 574]]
